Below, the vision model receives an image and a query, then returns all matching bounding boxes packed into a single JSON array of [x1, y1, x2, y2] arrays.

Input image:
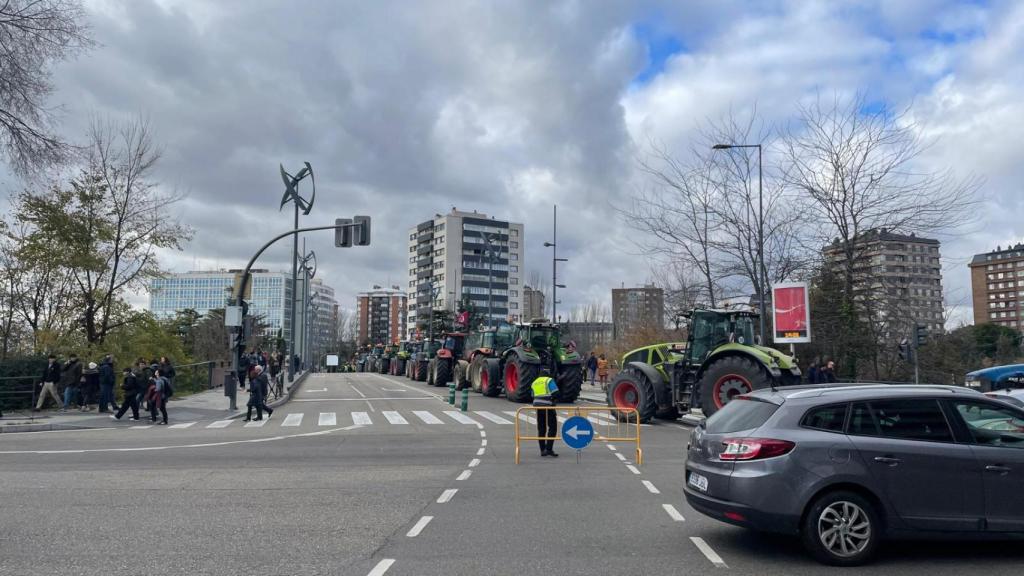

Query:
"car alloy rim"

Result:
[[817, 501, 871, 558]]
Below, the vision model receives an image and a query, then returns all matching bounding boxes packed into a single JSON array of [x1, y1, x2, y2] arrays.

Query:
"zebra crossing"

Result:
[[120, 409, 624, 432]]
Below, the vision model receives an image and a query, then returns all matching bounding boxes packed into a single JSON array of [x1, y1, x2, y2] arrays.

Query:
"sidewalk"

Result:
[[0, 372, 309, 433]]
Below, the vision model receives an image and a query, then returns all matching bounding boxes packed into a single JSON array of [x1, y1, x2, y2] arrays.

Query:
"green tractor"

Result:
[[487, 319, 584, 403], [390, 341, 412, 376], [458, 321, 518, 396], [607, 308, 801, 422], [410, 340, 440, 382]]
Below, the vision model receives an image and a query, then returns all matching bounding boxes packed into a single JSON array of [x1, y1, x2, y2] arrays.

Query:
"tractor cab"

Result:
[[685, 309, 758, 364], [440, 333, 466, 359]]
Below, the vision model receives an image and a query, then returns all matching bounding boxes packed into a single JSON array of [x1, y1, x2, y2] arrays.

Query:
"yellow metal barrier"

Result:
[[514, 406, 642, 465]]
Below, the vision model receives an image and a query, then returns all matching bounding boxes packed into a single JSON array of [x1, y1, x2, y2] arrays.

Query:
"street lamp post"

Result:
[[427, 279, 441, 345], [712, 143, 767, 343], [543, 205, 568, 323], [279, 163, 316, 382], [483, 232, 499, 328]]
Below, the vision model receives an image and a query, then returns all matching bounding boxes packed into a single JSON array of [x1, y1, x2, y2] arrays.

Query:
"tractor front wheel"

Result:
[[699, 356, 772, 417], [503, 356, 539, 403], [434, 359, 453, 387], [480, 359, 502, 397], [607, 369, 657, 423], [468, 356, 487, 392], [454, 360, 470, 390]]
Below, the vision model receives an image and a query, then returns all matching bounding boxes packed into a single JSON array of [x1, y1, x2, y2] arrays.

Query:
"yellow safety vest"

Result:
[[531, 376, 558, 405]]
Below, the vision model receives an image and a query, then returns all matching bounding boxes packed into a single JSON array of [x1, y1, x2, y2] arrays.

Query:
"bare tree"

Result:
[[650, 258, 703, 329], [0, 0, 93, 176], [15, 115, 193, 344]]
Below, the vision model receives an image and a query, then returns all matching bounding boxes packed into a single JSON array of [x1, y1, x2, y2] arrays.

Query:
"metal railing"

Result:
[[513, 406, 642, 465], [0, 375, 41, 418]]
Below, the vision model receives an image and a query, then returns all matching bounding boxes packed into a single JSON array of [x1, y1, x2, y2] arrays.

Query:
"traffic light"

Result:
[[353, 215, 371, 246], [898, 338, 909, 361], [915, 323, 928, 347], [335, 216, 371, 247], [335, 218, 353, 247]]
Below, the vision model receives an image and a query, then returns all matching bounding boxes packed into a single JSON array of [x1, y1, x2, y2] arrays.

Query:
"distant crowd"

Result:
[[34, 353, 178, 424]]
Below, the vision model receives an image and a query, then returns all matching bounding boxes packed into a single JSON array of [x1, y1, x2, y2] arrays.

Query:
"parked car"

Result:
[[684, 383, 1024, 566]]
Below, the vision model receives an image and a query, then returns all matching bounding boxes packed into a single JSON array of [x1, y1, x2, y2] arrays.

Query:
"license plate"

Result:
[[688, 471, 709, 492]]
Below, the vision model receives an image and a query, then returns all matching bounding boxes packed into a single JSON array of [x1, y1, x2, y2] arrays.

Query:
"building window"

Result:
[[510, 265, 518, 273], [511, 229, 519, 237], [510, 302, 518, 310], [510, 278, 518, 285]]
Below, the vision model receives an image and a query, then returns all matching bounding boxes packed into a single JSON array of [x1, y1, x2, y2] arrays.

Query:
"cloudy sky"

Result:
[[8, 0, 1023, 326]]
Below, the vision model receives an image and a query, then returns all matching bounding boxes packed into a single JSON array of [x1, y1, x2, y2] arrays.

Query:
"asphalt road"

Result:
[[1, 372, 1022, 576]]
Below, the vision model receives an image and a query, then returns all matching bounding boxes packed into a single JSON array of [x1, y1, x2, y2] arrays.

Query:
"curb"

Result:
[[0, 421, 93, 434]]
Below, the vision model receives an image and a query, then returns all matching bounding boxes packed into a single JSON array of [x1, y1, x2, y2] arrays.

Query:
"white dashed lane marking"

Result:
[[663, 504, 685, 522], [642, 480, 660, 494], [437, 489, 458, 504], [367, 558, 395, 576], [456, 470, 472, 481], [406, 516, 433, 538], [626, 464, 641, 475], [691, 537, 727, 568]]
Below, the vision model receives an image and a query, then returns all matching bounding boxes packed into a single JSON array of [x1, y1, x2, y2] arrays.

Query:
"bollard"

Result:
[[448, 382, 456, 405], [460, 388, 469, 412]]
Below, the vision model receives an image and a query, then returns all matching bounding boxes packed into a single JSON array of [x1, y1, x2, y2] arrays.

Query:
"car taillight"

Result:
[[720, 438, 795, 461]]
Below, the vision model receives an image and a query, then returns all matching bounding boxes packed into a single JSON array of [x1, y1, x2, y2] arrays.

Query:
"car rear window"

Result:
[[801, 404, 848, 432], [706, 398, 779, 434]]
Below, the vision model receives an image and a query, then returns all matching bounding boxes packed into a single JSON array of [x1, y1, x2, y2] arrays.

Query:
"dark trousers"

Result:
[[99, 384, 116, 412], [150, 397, 167, 423], [246, 391, 272, 420], [115, 395, 139, 420], [536, 407, 557, 452]]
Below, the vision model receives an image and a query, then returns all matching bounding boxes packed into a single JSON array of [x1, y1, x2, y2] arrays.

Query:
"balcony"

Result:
[[417, 269, 432, 279], [417, 256, 433, 267], [417, 244, 432, 255]]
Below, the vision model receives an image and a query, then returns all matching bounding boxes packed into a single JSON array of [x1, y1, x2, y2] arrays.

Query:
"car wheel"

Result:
[[801, 491, 879, 567]]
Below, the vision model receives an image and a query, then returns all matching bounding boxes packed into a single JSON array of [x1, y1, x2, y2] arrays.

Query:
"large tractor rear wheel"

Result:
[[434, 358, 453, 387], [699, 355, 772, 417], [503, 355, 539, 403], [395, 358, 407, 377], [480, 359, 502, 397], [415, 361, 428, 382], [556, 364, 583, 403], [607, 368, 657, 423]]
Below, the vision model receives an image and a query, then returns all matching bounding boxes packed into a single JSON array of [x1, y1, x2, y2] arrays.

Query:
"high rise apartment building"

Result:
[[612, 285, 665, 340], [406, 209, 525, 338], [969, 243, 1024, 332], [523, 285, 546, 320], [357, 287, 408, 345], [823, 229, 945, 333]]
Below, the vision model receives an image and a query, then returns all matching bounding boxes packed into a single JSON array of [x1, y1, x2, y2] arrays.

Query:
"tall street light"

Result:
[[712, 143, 766, 343], [279, 162, 316, 382], [483, 231, 500, 327], [543, 205, 568, 323]]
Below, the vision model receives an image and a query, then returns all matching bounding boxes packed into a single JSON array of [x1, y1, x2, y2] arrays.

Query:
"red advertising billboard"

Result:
[[772, 282, 811, 343]]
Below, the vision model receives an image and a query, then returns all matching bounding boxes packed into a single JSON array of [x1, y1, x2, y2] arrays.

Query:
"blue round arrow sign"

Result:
[[561, 416, 594, 450]]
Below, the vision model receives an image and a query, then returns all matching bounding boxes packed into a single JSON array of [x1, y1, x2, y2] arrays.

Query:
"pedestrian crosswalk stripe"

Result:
[[207, 420, 233, 428], [318, 412, 337, 426], [352, 411, 372, 426], [281, 413, 303, 427], [168, 422, 195, 429], [413, 410, 443, 424], [504, 410, 536, 424], [443, 411, 478, 425], [473, 411, 513, 424], [132, 425, 153, 429], [244, 418, 268, 428], [383, 411, 408, 425]]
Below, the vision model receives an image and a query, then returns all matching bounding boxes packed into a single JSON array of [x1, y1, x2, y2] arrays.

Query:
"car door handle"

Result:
[[985, 465, 1012, 474], [873, 456, 902, 466]]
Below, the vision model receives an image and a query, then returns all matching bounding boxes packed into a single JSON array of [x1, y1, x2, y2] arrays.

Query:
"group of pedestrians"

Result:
[[35, 353, 177, 424], [585, 352, 610, 387], [806, 358, 838, 384]]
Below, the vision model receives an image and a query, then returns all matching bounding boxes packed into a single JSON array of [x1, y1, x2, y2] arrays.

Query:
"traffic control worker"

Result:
[[531, 372, 559, 458]]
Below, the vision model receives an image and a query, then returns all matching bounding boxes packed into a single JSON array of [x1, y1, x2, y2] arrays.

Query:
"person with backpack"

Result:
[[148, 369, 172, 424], [158, 356, 176, 391], [112, 367, 141, 421]]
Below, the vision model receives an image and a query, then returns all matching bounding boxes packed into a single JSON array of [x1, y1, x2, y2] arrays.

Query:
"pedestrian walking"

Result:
[[244, 365, 274, 421], [98, 354, 117, 413], [269, 353, 281, 394], [148, 369, 172, 424], [806, 358, 821, 385], [531, 370, 559, 458], [35, 354, 63, 411], [60, 353, 83, 412], [586, 352, 598, 385], [821, 360, 838, 384], [237, 351, 250, 392], [80, 362, 100, 411], [597, 354, 610, 388], [112, 367, 141, 421]]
